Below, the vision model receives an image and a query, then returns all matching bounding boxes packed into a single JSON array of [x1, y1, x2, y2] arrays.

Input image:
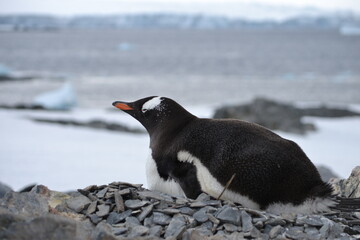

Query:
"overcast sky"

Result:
[[0, 0, 359, 20]]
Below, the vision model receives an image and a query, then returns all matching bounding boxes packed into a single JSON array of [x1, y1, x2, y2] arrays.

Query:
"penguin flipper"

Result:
[[169, 161, 202, 199]]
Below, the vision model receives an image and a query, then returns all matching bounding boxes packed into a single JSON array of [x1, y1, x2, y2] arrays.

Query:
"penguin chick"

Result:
[[112, 96, 335, 214]]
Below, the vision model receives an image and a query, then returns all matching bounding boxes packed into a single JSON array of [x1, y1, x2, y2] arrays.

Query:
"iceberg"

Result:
[[33, 82, 77, 110]]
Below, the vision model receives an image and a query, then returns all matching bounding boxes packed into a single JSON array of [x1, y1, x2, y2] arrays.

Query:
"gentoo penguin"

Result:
[[112, 96, 335, 214]]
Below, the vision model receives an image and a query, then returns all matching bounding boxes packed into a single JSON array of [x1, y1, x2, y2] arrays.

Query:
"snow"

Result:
[[33, 82, 77, 110], [0, 106, 359, 192]]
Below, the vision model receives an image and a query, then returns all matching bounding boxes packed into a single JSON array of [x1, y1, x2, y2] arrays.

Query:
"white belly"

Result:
[[145, 150, 185, 197], [177, 150, 260, 210]]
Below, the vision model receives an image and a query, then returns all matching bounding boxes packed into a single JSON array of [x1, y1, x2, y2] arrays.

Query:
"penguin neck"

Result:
[[149, 112, 196, 148]]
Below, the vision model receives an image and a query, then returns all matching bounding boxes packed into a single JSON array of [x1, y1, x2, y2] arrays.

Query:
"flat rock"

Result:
[[241, 210, 253, 232], [193, 208, 209, 223], [96, 204, 110, 217], [215, 206, 241, 226], [127, 225, 149, 238], [149, 225, 162, 237], [124, 199, 149, 209], [269, 225, 284, 238], [66, 195, 92, 213], [138, 204, 153, 222], [114, 190, 125, 212], [153, 212, 171, 225], [180, 207, 196, 215], [86, 201, 97, 215], [165, 215, 186, 238], [107, 210, 132, 225], [138, 190, 173, 203]]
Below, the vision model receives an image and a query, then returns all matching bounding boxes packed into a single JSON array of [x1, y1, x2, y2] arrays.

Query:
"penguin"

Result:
[[112, 96, 335, 214]]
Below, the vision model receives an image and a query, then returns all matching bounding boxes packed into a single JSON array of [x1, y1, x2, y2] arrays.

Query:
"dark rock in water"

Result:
[[0, 104, 46, 110], [0, 182, 13, 198], [31, 117, 145, 134], [213, 98, 360, 134], [316, 165, 339, 182], [213, 98, 315, 134]]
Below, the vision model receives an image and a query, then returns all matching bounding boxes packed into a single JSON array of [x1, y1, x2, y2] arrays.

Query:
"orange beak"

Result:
[[113, 102, 133, 110]]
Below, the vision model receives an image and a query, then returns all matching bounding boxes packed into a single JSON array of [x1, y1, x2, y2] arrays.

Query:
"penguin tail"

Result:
[[307, 181, 334, 198], [331, 196, 360, 212]]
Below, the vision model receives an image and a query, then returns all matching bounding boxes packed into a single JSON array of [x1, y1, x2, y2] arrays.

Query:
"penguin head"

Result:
[[112, 96, 195, 135]]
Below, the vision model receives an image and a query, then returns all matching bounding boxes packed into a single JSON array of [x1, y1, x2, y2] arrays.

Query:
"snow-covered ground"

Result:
[[0, 106, 359, 192]]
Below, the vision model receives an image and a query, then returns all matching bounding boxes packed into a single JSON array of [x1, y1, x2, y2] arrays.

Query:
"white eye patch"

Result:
[[142, 96, 163, 112]]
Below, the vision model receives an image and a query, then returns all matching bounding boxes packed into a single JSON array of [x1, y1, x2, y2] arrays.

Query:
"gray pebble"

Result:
[[158, 208, 181, 215], [138, 190, 173, 202], [127, 225, 149, 238], [89, 214, 102, 224], [196, 193, 211, 201], [144, 216, 154, 227], [125, 216, 141, 227], [96, 187, 108, 198], [223, 223, 238, 232], [114, 190, 125, 212], [96, 204, 110, 217], [175, 197, 189, 205], [153, 212, 171, 225], [137, 204, 153, 222], [149, 225, 162, 237], [190, 201, 208, 208], [265, 217, 287, 226], [112, 227, 128, 236], [201, 221, 213, 230], [241, 210, 253, 232], [285, 226, 305, 240], [268, 225, 284, 238], [66, 195, 91, 212], [254, 220, 264, 229], [107, 209, 132, 225], [180, 207, 196, 215], [193, 208, 209, 223], [215, 206, 241, 226], [304, 216, 324, 227], [118, 188, 131, 195], [165, 215, 186, 238], [250, 227, 262, 238], [207, 213, 220, 225], [124, 199, 148, 209], [86, 200, 97, 215]]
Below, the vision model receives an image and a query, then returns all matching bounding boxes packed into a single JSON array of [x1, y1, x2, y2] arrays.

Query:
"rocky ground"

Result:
[[1, 167, 360, 240]]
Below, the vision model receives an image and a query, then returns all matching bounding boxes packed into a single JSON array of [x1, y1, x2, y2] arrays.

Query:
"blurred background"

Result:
[[0, 0, 359, 192]]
